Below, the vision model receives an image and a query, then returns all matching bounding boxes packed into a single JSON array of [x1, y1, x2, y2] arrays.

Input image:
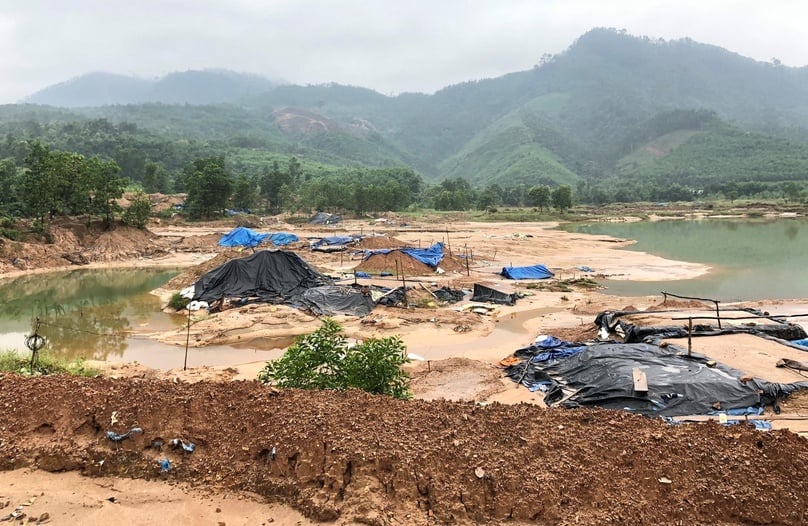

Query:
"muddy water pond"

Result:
[[561, 217, 808, 301], [0, 268, 282, 369]]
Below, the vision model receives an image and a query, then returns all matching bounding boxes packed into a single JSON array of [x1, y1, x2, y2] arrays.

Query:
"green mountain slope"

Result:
[[11, 28, 808, 191], [618, 123, 808, 186]]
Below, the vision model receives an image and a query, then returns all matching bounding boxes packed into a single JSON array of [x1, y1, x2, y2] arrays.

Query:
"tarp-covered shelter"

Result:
[[311, 236, 357, 252], [500, 264, 553, 280], [193, 250, 332, 303], [218, 227, 270, 248], [310, 212, 342, 225], [364, 242, 445, 268], [471, 283, 517, 305], [505, 338, 808, 417]]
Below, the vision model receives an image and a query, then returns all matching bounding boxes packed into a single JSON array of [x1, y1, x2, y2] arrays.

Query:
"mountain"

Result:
[[25, 70, 277, 107], [11, 28, 808, 191]]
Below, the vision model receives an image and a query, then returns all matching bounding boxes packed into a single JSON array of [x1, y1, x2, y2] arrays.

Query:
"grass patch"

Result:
[[0, 350, 99, 377]]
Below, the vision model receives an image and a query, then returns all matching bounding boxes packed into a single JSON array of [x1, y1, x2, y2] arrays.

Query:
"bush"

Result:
[[0, 350, 98, 377], [168, 292, 190, 311], [258, 318, 411, 399]]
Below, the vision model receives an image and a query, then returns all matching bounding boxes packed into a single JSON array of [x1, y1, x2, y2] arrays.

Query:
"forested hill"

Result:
[[7, 28, 808, 197], [25, 70, 278, 107]]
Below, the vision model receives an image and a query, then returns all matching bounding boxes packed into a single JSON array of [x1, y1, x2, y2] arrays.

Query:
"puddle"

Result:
[[415, 306, 562, 361]]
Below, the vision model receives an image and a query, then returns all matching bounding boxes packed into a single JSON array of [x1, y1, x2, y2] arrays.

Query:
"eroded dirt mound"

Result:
[[0, 222, 170, 272], [84, 226, 165, 262], [1, 374, 806, 525], [357, 236, 407, 249]]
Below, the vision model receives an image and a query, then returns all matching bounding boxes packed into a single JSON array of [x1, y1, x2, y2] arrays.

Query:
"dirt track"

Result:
[[1, 373, 806, 525]]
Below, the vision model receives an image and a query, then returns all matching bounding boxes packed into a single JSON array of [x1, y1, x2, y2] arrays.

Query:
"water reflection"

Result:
[[785, 223, 799, 241], [0, 268, 180, 360]]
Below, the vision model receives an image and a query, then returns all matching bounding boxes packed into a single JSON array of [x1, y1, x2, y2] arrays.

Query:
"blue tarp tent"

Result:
[[219, 227, 270, 248], [268, 232, 299, 246], [313, 236, 355, 247], [501, 264, 554, 280], [364, 242, 445, 268]]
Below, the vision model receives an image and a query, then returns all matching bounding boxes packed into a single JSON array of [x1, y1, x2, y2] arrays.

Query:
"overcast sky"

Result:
[[1, 0, 806, 103]]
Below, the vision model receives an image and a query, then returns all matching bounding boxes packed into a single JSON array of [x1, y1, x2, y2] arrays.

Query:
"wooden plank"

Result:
[[632, 367, 648, 393]]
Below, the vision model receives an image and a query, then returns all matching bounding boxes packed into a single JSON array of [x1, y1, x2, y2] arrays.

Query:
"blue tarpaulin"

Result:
[[500, 264, 554, 280], [792, 338, 808, 348], [364, 242, 445, 268], [219, 227, 270, 248], [268, 232, 299, 246], [401, 243, 445, 267]]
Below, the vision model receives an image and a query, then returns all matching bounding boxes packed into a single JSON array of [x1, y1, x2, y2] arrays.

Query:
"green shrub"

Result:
[[168, 292, 190, 310], [258, 318, 411, 399], [122, 190, 152, 229]]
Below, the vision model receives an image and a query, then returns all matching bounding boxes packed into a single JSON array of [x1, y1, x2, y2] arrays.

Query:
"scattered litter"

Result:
[[158, 458, 172, 472], [474, 467, 485, 479], [170, 438, 196, 453], [658, 477, 672, 484], [106, 427, 143, 443], [187, 300, 209, 311]]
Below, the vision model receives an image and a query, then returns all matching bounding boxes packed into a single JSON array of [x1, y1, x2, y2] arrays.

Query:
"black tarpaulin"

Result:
[[193, 250, 332, 303], [471, 283, 517, 305], [296, 286, 376, 317], [506, 341, 808, 417]]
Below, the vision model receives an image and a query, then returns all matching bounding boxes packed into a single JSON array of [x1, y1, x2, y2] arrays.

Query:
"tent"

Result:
[[218, 227, 270, 248], [193, 250, 332, 303], [500, 264, 553, 280], [471, 283, 517, 305]]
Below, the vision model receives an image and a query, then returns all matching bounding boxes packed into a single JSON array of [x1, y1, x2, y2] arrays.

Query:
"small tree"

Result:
[[551, 185, 573, 213], [258, 319, 411, 399], [527, 185, 551, 211], [123, 190, 152, 229]]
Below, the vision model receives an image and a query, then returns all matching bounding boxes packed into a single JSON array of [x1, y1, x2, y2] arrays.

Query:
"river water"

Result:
[[0, 268, 281, 369], [561, 217, 808, 301]]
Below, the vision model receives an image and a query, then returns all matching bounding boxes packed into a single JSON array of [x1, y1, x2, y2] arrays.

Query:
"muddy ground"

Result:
[[1, 374, 807, 525]]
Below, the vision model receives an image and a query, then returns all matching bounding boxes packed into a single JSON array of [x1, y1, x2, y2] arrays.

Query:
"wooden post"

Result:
[[688, 318, 693, 354], [492, 248, 497, 262], [465, 244, 470, 276], [401, 266, 408, 306], [446, 227, 452, 256], [714, 300, 722, 329], [184, 305, 191, 371]]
